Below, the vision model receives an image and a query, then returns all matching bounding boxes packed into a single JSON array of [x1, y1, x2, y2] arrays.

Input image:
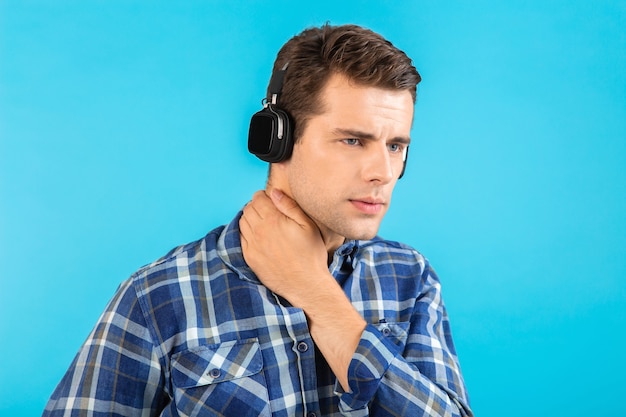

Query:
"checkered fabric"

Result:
[[43, 211, 472, 416]]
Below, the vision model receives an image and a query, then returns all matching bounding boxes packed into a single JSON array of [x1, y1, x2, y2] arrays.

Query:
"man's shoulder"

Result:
[[131, 224, 227, 285]]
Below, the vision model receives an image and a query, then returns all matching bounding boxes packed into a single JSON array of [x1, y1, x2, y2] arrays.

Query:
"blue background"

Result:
[[1, 1, 625, 416]]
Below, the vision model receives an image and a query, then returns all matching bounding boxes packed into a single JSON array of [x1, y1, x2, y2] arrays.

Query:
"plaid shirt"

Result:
[[44, 212, 472, 417]]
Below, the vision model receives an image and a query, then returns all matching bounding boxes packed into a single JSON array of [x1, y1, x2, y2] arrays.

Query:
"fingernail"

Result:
[[271, 189, 284, 201]]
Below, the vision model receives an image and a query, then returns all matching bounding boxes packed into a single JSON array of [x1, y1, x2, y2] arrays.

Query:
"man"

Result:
[[44, 24, 472, 416]]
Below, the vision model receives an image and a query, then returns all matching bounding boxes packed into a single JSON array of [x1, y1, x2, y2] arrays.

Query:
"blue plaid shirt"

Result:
[[44, 212, 472, 416]]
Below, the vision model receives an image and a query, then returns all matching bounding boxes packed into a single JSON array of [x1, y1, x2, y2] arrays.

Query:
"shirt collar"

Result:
[[216, 211, 260, 283]]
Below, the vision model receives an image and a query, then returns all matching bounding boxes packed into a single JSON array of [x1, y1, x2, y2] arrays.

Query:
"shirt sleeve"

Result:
[[42, 278, 167, 416], [337, 265, 473, 417]]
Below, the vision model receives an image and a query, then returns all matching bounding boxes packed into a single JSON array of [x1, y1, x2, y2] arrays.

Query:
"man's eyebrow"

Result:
[[332, 128, 411, 144]]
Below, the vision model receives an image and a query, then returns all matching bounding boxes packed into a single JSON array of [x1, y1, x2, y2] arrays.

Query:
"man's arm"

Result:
[[43, 278, 166, 416], [239, 189, 366, 392], [239, 189, 472, 416], [337, 265, 472, 416]]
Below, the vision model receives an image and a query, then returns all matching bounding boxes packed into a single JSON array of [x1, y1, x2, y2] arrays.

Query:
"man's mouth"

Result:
[[349, 198, 385, 215]]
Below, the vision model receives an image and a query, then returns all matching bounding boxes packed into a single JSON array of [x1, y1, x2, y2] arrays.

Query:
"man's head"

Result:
[[269, 23, 421, 141], [265, 24, 421, 250]]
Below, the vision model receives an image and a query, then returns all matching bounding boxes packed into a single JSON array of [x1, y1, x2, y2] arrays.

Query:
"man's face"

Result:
[[279, 73, 414, 246]]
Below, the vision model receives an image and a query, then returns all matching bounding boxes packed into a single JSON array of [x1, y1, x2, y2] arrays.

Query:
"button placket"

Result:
[[273, 294, 320, 415]]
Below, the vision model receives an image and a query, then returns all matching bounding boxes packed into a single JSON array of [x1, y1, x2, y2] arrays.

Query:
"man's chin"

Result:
[[342, 226, 380, 241], [313, 215, 382, 244], [350, 233, 378, 241]]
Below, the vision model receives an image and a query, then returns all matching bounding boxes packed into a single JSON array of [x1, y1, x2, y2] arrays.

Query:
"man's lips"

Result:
[[349, 198, 386, 214]]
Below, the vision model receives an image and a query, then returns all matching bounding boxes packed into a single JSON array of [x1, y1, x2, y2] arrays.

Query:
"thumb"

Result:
[[270, 189, 312, 228]]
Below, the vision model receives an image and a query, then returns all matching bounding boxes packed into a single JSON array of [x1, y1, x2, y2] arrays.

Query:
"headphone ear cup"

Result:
[[398, 146, 409, 179], [248, 106, 293, 163]]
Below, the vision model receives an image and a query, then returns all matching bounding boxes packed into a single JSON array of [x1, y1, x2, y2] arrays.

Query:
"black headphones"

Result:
[[247, 65, 409, 178], [248, 65, 294, 163]]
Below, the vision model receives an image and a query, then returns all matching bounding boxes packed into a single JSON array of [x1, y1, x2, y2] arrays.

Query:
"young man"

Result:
[[44, 24, 472, 416]]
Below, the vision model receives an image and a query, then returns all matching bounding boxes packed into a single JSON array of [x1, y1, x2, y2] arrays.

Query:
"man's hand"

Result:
[[239, 189, 366, 392], [239, 189, 329, 303]]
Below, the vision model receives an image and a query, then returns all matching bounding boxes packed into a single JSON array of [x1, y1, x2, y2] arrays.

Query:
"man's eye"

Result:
[[388, 143, 403, 153], [344, 138, 361, 146]]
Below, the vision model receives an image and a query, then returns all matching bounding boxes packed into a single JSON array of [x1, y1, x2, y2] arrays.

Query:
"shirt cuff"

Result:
[[335, 323, 403, 411]]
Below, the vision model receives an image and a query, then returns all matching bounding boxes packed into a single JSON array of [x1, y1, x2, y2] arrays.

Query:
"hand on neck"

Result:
[[265, 171, 346, 260]]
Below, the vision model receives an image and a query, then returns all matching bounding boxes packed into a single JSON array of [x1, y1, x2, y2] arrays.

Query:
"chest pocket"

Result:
[[170, 338, 270, 417], [375, 321, 410, 349]]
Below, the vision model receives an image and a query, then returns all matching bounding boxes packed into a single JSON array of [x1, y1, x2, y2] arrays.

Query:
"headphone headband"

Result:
[[268, 64, 288, 104]]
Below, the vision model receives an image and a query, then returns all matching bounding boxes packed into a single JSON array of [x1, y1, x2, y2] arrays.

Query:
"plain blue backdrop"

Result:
[[1, 1, 625, 416]]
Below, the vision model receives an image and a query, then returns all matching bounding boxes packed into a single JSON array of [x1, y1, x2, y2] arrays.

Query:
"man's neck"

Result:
[[264, 179, 345, 262]]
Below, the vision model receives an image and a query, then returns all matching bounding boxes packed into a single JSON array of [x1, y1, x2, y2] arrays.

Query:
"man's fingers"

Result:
[[269, 188, 312, 228], [243, 191, 273, 222], [240, 190, 278, 246]]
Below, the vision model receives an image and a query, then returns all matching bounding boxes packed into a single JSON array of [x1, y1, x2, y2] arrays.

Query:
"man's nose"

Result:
[[362, 145, 395, 183]]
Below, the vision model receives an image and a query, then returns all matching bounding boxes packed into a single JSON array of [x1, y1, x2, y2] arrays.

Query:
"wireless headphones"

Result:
[[248, 64, 294, 163], [247, 64, 409, 178]]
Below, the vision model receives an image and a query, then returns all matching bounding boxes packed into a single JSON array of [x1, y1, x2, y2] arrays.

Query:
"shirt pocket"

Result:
[[170, 338, 270, 417]]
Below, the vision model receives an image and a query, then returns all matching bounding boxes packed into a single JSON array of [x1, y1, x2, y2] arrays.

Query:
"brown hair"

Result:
[[268, 23, 422, 141]]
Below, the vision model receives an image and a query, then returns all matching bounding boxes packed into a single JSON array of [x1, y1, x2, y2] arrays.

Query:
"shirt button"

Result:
[[208, 368, 221, 378], [297, 341, 309, 352], [382, 327, 391, 337], [307, 413, 317, 417]]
